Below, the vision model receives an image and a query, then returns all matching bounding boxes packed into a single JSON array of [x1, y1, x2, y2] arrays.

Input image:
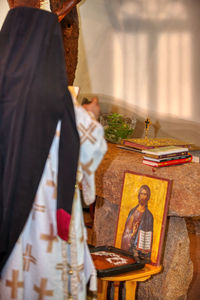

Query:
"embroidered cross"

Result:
[[34, 278, 53, 300], [46, 180, 57, 199], [23, 244, 37, 272], [40, 224, 58, 253], [56, 263, 67, 281], [6, 270, 24, 299], [82, 178, 90, 195], [78, 123, 97, 144], [56, 130, 60, 137], [75, 264, 84, 283], [79, 226, 84, 243], [80, 234, 84, 243], [80, 159, 93, 176], [32, 202, 45, 220]]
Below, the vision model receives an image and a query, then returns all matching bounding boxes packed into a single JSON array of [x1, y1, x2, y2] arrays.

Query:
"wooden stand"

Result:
[[97, 264, 162, 300]]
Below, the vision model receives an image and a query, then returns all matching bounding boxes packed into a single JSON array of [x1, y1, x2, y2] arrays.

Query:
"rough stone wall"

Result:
[[137, 217, 193, 300], [93, 196, 119, 246]]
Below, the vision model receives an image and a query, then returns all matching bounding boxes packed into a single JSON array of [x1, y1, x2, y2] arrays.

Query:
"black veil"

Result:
[[0, 7, 79, 272]]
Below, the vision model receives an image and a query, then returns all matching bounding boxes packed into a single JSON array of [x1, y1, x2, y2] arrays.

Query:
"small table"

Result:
[[97, 264, 162, 300]]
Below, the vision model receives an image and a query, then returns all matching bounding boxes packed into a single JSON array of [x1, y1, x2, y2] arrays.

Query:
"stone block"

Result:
[[137, 217, 193, 300]]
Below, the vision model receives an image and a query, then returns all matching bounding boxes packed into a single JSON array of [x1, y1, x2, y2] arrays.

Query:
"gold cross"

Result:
[[40, 224, 58, 253], [34, 278, 53, 300], [23, 244, 37, 272], [80, 159, 93, 176], [56, 130, 60, 137], [32, 202, 45, 220], [46, 180, 57, 199], [144, 117, 151, 139], [78, 123, 97, 144], [6, 270, 24, 299], [144, 117, 151, 129], [56, 263, 67, 281]]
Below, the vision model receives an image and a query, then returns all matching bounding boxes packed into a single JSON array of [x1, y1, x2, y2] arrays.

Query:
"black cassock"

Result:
[[0, 7, 80, 272]]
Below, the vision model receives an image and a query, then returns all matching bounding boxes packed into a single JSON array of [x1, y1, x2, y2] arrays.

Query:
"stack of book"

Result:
[[142, 145, 192, 167], [119, 137, 193, 153], [190, 149, 200, 163]]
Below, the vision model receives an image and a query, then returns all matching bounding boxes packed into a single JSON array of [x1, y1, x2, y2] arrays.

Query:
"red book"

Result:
[[122, 140, 153, 151], [143, 155, 192, 167]]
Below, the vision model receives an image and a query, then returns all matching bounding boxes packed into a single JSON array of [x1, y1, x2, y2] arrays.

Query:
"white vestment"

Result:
[[0, 93, 107, 300]]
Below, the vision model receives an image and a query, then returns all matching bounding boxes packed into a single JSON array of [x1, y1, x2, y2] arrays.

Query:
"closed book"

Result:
[[116, 145, 142, 153], [122, 140, 153, 150], [143, 155, 192, 167], [142, 145, 189, 156], [143, 154, 191, 163], [143, 151, 188, 159], [122, 137, 192, 150]]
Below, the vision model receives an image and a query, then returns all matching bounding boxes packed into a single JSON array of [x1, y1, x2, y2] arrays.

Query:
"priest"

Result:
[[0, 1, 107, 299]]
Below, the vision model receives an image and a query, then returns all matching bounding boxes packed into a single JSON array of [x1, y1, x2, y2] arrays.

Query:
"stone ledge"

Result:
[[96, 143, 200, 217]]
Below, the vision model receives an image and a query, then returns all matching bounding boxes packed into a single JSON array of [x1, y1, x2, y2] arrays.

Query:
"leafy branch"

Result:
[[104, 113, 134, 143]]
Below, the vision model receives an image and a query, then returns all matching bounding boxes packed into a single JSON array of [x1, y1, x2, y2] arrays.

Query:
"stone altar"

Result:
[[93, 143, 200, 299]]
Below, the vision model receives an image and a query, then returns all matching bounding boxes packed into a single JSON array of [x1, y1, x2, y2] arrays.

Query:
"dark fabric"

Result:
[[0, 7, 80, 272]]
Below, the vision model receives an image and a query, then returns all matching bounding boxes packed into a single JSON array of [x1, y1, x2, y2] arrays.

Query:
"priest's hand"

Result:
[[82, 97, 101, 120]]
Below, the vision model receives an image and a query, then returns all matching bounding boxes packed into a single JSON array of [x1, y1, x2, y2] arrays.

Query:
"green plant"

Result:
[[104, 113, 134, 143]]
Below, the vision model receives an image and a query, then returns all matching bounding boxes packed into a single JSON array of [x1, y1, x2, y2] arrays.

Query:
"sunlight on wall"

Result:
[[133, 33, 148, 110], [180, 33, 192, 118], [113, 33, 124, 100], [76, 0, 199, 125], [0, 1, 9, 29], [111, 0, 192, 119], [113, 32, 148, 109], [157, 33, 168, 114], [114, 26, 192, 119], [157, 32, 191, 118]]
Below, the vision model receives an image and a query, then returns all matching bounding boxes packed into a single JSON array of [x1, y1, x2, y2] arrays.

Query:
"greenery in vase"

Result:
[[104, 113, 134, 143]]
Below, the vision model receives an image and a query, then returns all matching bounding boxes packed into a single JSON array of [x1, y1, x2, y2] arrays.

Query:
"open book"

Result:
[[137, 230, 152, 251]]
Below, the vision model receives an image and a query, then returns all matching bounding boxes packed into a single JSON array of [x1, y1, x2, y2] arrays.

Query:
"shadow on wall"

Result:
[[102, 0, 200, 123], [78, 93, 200, 146]]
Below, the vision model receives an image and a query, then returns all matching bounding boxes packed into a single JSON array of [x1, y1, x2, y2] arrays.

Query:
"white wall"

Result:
[[0, 0, 9, 29], [75, 0, 200, 145], [1, 0, 199, 144]]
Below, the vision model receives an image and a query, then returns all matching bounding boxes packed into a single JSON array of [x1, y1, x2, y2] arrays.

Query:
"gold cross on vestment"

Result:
[[34, 278, 53, 300], [23, 244, 37, 272], [78, 123, 97, 144], [56, 130, 60, 137], [46, 180, 57, 199], [40, 224, 58, 253], [80, 158, 93, 176], [56, 263, 67, 281], [32, 202, 45, 220], [6, 270, 24, 299]]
